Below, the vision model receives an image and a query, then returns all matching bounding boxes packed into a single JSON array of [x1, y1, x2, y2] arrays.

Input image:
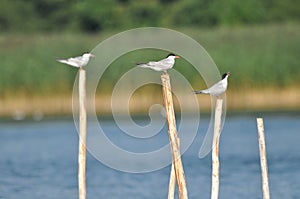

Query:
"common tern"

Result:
[[57, 53, 95, 68], [137, 53, 180, 73], [193, 72, 230, 96]]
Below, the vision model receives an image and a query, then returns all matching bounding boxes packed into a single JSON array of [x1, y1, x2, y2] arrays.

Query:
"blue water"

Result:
[[0, 113, 299, 199]]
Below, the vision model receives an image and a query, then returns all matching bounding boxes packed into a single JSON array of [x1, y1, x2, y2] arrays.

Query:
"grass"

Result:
[[0, 23, 299, 93], [0, 23, 299, 115], [0, 33, 93, 96], [186, 23, 300, 88]]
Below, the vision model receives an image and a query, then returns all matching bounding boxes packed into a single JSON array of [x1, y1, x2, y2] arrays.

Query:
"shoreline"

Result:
[[1, 87, 299, 119]]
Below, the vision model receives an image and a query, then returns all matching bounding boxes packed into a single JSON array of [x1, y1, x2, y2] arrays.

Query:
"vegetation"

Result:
[[0, 1, 299, 115], [0, 0, 299, 100], [0, 23, 299, 97], [0, 0, 299, 32]]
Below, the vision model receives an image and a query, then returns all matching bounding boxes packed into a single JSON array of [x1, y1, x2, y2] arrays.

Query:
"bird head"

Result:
[[83, 53, 95, 58], [166, 53, 180, 59], [222, 72, 231, 79]]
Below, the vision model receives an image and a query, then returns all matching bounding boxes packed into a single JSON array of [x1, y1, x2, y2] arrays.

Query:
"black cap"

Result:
[[222, 72, 230, 79], [166, 53, 176, 57]]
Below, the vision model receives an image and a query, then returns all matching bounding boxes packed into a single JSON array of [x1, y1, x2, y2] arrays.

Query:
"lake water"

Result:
[[0, 113, 299, 199]]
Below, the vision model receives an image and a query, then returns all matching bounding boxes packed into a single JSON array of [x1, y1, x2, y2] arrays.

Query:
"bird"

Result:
[[136, 53, 180, 73], [193, 72, 231, 96], [57, 53, 95, 68]]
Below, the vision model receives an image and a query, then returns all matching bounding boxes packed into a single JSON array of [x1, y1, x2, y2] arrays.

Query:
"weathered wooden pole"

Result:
[[211, 98, 223, 199], [161, 73, 188, 199], [256, 118, 271, 199], [168, 138, 180, 199], [168, 162, 176, 199], [78, 68, 87, 199]]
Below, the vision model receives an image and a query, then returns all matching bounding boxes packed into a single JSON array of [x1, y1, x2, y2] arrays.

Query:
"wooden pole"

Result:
[[168, 138, 180, 199], [78, 68, 87, 199], [161, 73, 188, 199], [211, 99, 223, 199], [168, 161, 176, 199], [256, 118, 270, 199]]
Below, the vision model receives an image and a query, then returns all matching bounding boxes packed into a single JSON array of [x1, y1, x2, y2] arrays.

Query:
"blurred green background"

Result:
[[0, 0, 299, 114], [1, 0, 299, 32]]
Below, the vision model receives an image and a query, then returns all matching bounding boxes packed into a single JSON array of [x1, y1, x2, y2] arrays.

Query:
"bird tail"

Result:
[[193, 90, 202, 94], [136, 63, 149, 68], [193, 90, 208, 94], [57, 59, 80, 68], [57, 59, 67, 64]]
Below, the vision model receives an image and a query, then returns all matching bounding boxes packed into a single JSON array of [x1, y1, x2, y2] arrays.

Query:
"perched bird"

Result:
[[193, 72, 231, 96], [57, 53, 95, 68], [137, 53, 180, 73]]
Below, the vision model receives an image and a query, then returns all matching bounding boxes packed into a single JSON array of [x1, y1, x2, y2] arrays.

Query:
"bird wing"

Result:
[[57, 56, 84, 67], [208, 82, 222, 91], [194, 79, 227, 95], [137, 61, 157, 67], [205, 80, 227, 96], [137, 61, 165, 71], [67, 57, 85, 66], [156, 59, 173, 70], [140, 60, 171, 70]]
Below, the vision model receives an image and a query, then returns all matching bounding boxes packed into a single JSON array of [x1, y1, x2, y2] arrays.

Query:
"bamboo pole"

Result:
[[256, 118, 270, 199], [211, 99, 223, 199], [168, 138, 180, 199], [78, 68, 87, 199], [161, 73, 188, 199]]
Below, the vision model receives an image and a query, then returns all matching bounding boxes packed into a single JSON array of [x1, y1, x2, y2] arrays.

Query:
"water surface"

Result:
[[0, 113, 299, 199]]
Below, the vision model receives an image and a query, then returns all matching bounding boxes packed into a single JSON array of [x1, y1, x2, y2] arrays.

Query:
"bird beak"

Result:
[[90, 54, 95, 58], [227, 72, 231, 76], [175, 55, 180, 59]]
